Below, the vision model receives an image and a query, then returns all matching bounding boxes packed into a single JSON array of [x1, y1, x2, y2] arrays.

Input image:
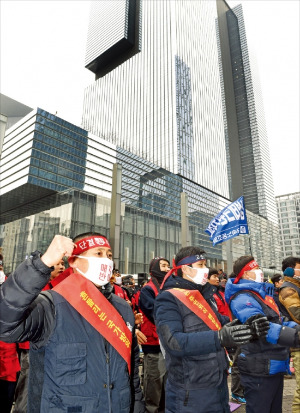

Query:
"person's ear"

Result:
[[243, 271, 249, 279], [68, 257, 77, 268], [181, 265, 188, 275]]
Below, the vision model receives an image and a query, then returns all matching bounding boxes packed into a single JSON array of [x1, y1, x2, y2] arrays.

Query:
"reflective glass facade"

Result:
[[230, 5, 278, 224], [0, 109, 117, 224], [1, 1, 281, 278], [0, 129, 281, 275], [0, 108, 88, 195], [276, 192, 300, 257], [82, 0, 229, 198]]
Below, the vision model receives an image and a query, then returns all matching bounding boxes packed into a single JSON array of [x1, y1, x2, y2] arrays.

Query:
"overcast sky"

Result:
[[1, 0, 299, 197]]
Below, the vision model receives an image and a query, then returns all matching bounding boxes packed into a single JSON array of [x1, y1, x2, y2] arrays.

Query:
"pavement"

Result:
[[228, 375, 296, 412]]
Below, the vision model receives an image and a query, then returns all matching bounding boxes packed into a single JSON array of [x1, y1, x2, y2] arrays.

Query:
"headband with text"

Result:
[[72, 236, 111, 256], [160, 254, 206, 288], [233, 259, 259, 284]]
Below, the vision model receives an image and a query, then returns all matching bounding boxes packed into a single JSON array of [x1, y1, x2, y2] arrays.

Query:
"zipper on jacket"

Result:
[[104, 340, 112, 413]]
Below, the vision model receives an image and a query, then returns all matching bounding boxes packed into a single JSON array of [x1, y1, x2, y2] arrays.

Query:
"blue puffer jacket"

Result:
[[225, 278, 298, 376], [0, 254, 144, 413], [154, 274, 229, 390]]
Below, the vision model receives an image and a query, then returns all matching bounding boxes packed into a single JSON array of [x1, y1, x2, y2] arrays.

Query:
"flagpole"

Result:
[[248, 234, 253, 257], [243, 202, 253, 257]]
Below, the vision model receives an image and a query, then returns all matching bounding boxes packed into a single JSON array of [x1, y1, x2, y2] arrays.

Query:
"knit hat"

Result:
[[283, 267, 294, 277]]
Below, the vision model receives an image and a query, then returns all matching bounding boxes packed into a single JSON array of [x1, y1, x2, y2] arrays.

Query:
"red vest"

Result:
[[213, 290, 231, 318], [140, 279, 160, 346], [113, 284, 128, 300], [0, 341, 20, 381]]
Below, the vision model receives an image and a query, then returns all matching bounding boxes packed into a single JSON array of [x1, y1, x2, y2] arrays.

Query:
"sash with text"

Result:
[[168, 288, 222, 330], [248, 291, 280, 316], [53, 272, 132, 374]]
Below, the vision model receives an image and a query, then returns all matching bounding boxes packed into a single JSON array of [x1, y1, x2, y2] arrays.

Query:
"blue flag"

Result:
[[205, 196, 249, 246]]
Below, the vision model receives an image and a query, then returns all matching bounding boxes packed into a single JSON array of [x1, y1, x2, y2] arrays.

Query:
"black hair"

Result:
[[208, 267, 219, 279], [149, 257, 170, 274], [271, 274, 282, 285], [73, 232, 108, 243], [233, 255, 254, 277], [282, 256, 300, 272], [122, 275, 134, 285], [175, 246, 206, 277]]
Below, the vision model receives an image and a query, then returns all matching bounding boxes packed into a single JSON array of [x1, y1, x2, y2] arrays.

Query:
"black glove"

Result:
[[218, 319, 254, 347], [246, 314, 270, 339]]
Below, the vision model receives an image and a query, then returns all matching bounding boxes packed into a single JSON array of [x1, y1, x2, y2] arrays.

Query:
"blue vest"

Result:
[[31, 291, 135, 413]]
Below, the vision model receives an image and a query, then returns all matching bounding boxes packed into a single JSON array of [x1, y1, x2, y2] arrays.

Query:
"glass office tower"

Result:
[[83, 0, 278, 224], [82, 0, 230, 198], [0, 110, 280, 273], [231, 4, 278, 224], [276, 192, 300, 257], [0, 1, 281, 275]]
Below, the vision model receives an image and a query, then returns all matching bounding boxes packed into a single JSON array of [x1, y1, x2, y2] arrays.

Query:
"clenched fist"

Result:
[[41, 235, 75, 268]]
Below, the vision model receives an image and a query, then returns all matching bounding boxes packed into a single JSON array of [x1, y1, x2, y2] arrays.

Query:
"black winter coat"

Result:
[[154, 275, 228, 390], [0, 254, 144, 413]]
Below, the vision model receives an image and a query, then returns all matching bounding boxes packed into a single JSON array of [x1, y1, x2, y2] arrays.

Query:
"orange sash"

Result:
[[53, 273, 132, 374], [168, 288, 222, 330], [249, 291, 280, 316]]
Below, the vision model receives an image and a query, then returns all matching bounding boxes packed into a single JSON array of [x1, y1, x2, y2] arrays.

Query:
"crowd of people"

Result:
[[0, 235, 300, 413]]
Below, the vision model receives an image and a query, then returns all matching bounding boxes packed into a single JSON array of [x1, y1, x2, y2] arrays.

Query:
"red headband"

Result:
[[233, 260, 259, 284], [160, 255, 206, 289], [72, 236, 111, 256]]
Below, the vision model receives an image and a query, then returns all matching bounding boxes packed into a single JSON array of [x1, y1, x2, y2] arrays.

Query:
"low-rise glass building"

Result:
[[0, 109, 280, 275]]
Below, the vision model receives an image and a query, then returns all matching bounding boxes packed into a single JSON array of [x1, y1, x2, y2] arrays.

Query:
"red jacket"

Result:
[[213, 289, 231, 318], [140, 279, 160, 346], [0, 341, 20, 381], [113, 284, 128, 300], [43, 267, 72, 290]]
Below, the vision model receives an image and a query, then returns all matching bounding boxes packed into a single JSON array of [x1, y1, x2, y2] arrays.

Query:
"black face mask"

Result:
[[151, 269, 168, 282], [149, 258, 169, 284]]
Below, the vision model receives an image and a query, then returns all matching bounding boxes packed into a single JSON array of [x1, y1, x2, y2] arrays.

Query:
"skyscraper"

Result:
[[231, 4, 277, 223], [276, 192, 300, 257], [82, 0, 277, 223], [0, 1, 281, 275], [82, 0, 230, 198]]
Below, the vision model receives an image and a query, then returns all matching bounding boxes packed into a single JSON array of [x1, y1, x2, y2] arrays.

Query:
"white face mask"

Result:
[[252, 269, 264, 283], [185, 267, 209, 285], [0, 270, 5, 285], [73, 256, 113, 286], [115, 276, 122, 285], [294, 269, 300, 280]]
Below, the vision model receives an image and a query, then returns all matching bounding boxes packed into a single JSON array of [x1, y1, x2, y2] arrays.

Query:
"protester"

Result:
[[208, 267, 231, 318], [225, 255, 300, 413], [0, 341, 20, 413], [110, 271, 129, 300], [279, 256, 300, 413], [208, 268, 245, 404], [122, 275, 136, 306], [0, 233, 144, 413], [270, 274, 290, 318], [139, 257, 170, 413], [0, 255, 21, 413], [218, 268, 227, 280], [154, 247, 258, 413], [13, 341, 30, 413]]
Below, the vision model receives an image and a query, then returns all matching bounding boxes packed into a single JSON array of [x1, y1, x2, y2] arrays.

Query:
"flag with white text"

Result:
[[205, 196, 249, 246]]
